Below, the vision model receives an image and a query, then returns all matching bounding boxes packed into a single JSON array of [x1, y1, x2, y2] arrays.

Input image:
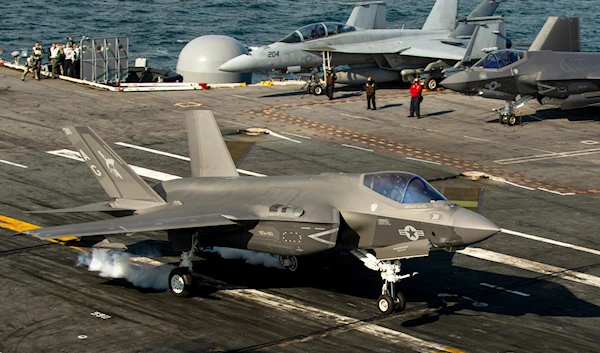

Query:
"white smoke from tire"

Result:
[[209, 247, 285, 269], [76, 249, 175, 290]]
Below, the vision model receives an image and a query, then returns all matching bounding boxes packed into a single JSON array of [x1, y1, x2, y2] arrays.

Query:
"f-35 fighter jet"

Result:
[[219, 0, 508, 89], [441, 16, 596, 125], [25, 110, 500, 314]]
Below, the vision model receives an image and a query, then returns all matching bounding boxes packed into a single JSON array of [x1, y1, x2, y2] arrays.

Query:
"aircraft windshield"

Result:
[[474, 50, 525, 69], [362, 172, 446, 204], [279, 22, 356, 43]]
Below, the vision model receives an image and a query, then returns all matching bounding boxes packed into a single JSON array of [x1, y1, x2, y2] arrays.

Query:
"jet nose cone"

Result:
[[441, 71, 469, 93], [218, 54, 254, 72], [452, 207, 500, 245]]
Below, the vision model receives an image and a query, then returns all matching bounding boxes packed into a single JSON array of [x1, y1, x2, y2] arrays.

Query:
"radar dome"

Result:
[[176, 35, 251, 84]]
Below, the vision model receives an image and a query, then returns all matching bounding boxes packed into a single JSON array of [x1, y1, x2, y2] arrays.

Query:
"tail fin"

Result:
[[461, 20, 507, 62], [185, 110, 239, 177], [63, 126, 166, 204], [450, 0, 507, 38], [529, 16, 580, 52], [422, 0, 458, 32], [345, 1, 386, 30]]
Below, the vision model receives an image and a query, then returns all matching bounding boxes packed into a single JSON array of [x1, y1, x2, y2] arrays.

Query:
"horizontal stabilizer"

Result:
[[186, 110, 240, 177], [422, 0, 458, 32], [63, 126, 167, 204], [530, 17, 580, 52], [345, 1, 386, 29], [24, 210, 239, 240]]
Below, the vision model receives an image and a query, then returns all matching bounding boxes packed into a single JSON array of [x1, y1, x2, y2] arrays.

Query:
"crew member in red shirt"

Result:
[[408, 78, 423, 118]]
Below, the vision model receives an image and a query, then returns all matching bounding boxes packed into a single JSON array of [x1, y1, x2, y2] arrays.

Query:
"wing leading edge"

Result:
[[24, 210, 238, 240]]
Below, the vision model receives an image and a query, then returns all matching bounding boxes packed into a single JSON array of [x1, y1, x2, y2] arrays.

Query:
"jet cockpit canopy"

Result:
[[474, 49, 526, 69], [362, 172, 446, 204], [279, 22, 356, 43]]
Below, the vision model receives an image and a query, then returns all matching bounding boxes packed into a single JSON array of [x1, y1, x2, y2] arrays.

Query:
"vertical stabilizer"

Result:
[[422, 0, 458, 32], [63, 126, 166, 203], [345, 1, 386, 30], [450, 0, 507, 38], [186, 110, 239, 178], [461, 20, 507, 62], [529, 16, 580, 52]]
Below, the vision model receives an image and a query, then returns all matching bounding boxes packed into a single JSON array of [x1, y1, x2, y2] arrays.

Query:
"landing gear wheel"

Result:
[[377, 294, 395, 315], [313, 85, 323, 96], [425, 77, 438, 90], [500, 114, 509, 124], [394, 292, 406, 311], [507, 114, 518, 126], [279, 255, 299, 272], [169, 267, 193, 298], [308, 86, 314, 94]]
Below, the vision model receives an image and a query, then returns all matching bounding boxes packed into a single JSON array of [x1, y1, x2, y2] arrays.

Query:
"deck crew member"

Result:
[[21, 55, 36, 81], [325, 69, 337, 100], [409, 78, 423, 118], [365, 77, 377, 110]]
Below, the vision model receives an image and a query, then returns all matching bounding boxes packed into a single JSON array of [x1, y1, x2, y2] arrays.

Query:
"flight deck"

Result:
[[1, 66, 599, 352]]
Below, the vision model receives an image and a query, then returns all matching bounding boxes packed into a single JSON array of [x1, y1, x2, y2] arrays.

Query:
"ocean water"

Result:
[[1, 0, 598, 72]]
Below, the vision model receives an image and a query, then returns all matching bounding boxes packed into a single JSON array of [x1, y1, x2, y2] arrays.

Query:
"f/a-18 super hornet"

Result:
[[25, 110, 500, 314], [218, 0, 508, 89], [441, 16, 596, 125]]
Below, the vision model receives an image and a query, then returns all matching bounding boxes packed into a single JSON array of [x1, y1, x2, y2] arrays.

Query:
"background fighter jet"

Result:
[[441, 16, 595, 125], [24, 110, 499, 314], [219, 0, 508, 89]]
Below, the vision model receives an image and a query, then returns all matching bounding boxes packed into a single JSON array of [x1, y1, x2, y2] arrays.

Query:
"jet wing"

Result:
[[307, 39, 465, 60], [23, 209, 240, 240]]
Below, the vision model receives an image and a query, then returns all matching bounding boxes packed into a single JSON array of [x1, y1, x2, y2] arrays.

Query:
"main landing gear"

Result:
[[351, 249, 417, 315], [169, 233, 200, 297], [279, 255, 299, 272]]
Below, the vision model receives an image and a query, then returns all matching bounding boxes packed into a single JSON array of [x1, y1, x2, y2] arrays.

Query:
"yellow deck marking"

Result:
[[0, 215, 83, 251]]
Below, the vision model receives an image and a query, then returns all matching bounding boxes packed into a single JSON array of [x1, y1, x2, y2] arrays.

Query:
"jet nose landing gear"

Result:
[[351, 249, 416, 314]]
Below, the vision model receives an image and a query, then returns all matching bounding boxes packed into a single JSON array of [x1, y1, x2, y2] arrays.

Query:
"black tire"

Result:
[[308, 86, 315, 94], [394, 292, 406, 312], [279, 255, 299, 272], [314, 85, 323, 96], [425, 77, 438, 91], [508, 114, 518, 126], [169, 267, 193, 298], [377, 294, 395, 315], [500, 114, 509, 124]]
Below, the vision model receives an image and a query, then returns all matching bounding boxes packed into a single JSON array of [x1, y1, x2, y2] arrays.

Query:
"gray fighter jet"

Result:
[[24, 110, 500, 314], [441, 16, 594, 125], [218, 0, 508, 89]]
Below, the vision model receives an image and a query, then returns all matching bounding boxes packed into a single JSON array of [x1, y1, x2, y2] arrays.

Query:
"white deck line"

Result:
[[341, 144, 374, 152], [480, 283, 530, 297], [265, 130, 302, 143], [501, 228, 600, 256], [340, 113, 374, 121], [279, 132, 312, 140], [462, 136, 498, 144], [114, 143, 267, 177], [537, 187, 576, 196], [0, 160, 28, 168], [405, 157, 441, 165], [458, 247, 600, 288], [494, 148, 600, 165]]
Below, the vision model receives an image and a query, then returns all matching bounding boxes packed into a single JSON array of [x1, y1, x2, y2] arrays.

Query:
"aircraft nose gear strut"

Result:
[[351, 249, 417, 314], [496, 95, 534, 126], [169, 233, 201, 297]]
